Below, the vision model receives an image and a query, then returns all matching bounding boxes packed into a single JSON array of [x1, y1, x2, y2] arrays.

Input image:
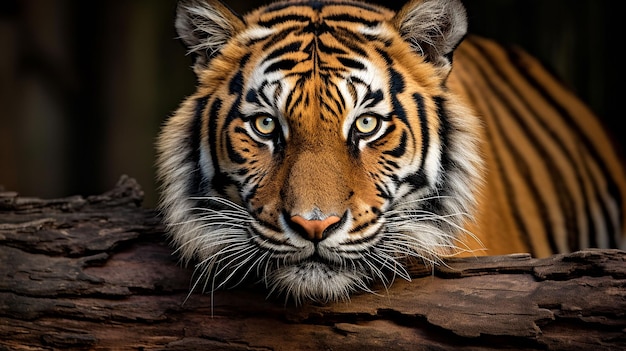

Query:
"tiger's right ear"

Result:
[[175, 0, 245, 74]]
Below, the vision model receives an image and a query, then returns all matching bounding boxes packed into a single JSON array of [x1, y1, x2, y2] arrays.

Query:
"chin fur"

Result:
[[265, 261, 372, 305]]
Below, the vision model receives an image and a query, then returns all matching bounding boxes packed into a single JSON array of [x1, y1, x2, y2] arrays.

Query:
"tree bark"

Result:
[[1, 176, 624, 350]]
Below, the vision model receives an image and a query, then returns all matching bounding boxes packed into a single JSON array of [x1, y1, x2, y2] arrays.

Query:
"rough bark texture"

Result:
[[1, 176, 625, 350]]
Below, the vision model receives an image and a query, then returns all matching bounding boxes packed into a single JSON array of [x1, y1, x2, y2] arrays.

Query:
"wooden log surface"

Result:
[[1, 176, 625, 350]]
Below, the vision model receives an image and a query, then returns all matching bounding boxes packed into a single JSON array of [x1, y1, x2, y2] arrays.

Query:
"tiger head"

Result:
[[157, 0, 483, 304]]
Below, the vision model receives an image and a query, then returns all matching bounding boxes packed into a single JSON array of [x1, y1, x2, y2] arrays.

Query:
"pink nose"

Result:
[[290, 215, 341, 241]]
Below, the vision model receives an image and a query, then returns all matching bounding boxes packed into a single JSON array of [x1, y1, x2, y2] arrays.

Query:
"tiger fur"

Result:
[[156, 0, 626, 303]]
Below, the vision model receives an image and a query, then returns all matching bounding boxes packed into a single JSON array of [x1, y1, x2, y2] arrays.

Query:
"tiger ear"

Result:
[[175, 0, 245, 74], [394, 0, 467, 74]]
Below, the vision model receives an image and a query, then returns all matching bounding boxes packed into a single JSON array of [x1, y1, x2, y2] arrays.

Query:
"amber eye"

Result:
[[354, 115, 380, 135], [252, 115, 276, 136]]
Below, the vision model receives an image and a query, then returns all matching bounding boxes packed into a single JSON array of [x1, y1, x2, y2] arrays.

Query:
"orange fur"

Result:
[[156, 0, 626, 303]]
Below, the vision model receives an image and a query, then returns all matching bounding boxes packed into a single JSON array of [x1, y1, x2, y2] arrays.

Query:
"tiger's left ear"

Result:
[[394, 0, 467, 75]]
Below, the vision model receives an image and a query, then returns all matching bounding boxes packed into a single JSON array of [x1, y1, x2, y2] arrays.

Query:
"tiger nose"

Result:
[[290, 215, 341, 241]]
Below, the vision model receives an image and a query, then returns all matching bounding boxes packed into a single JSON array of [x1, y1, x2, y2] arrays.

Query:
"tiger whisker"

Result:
[[392, 194, 457, 207], [366, 250, 411, 283], [213, 246, 260, 290], [171, 231, 246, 259], [384, 209, 484, 252], [188, 196, 249, 211]]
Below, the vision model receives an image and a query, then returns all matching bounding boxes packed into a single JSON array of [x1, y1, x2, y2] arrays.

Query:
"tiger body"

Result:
[[157, 0, 626, 303], [449, 38, 625, 257]]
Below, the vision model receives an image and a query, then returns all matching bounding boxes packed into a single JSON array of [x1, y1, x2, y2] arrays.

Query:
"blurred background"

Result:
[[1, 0, 624, 208]]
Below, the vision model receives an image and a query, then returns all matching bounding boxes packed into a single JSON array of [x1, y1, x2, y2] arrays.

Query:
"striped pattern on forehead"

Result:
[[238, 1, 399, 133]]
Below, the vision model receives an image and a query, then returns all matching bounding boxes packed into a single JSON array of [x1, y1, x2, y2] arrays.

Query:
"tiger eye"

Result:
[[253, 116, 276, 136], [354, 115, 379, 135]]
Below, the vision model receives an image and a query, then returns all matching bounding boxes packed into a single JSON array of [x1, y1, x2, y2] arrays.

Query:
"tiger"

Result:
[[156, 0, 626, 304]]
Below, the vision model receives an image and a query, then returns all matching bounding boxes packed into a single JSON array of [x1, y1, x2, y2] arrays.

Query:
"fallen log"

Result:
[[1, 176, 624, 350]]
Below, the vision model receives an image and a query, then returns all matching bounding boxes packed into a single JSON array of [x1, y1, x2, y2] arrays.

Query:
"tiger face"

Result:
[[157, 0, 483, 303]]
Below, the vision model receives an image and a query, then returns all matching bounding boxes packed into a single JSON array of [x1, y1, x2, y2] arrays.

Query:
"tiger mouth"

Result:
[[251, 218, 385, 264], [262, 224, 389, 281]]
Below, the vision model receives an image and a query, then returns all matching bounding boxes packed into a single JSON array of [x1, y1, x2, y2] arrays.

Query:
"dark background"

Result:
[[1, 0, 624, 208]]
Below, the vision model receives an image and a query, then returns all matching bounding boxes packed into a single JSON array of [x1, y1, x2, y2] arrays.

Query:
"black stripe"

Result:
[[264, 59, 299, 74], [245, 88, 259, 104], [207, 98, 233, 196], [415, 93, 430, 173], [384, 159, 400, 169], [371, 123, 396, 144], [286, 79, 309, 117], [388, 67, 413, 135], [324, 14, 379, 27], [398, 94, 432, 202], [332, 27, 368, 57], [337, 57, 365, 70], [229, 71, 244, 95], [228, 55, 249, 94], [225, 130, 247, 165], [417, 96, 447, 215], [257, 81, 274, 106], [389, 68, 405, 94], [435, 97, 452, 186], [320, 85, 344, 116], [579, 148, 598, 248], [263, 0, 383, 14], [333, 84, 346, 114], [322, 0, 384, 13], [375, 182, 392, 200], [382, 130, 407, 158], [405, 170, 427, 190], [265, 41, 303, 62], [302, 20, 332, 35], [284, 87, 298, 117], [317, 40, 348, 56], [257, 14, 311, 28], [364, 89, 383, 108], [213, 86, 246, 194], [261, 28, 292, 51], [579, 144, 617, 248], [187, 96, 209, 199], [375, 47, 392, 65]]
